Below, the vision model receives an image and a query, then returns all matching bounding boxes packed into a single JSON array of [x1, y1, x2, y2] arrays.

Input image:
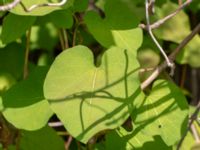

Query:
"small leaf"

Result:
[[84, 0, 142, 53], [1, 13, 36, 44], [153, 1, 190, 43], [3, 100, 52, 131], [2, 67, 53, 130], [20, 126, 65, 150], [44, 45, 142, 143]]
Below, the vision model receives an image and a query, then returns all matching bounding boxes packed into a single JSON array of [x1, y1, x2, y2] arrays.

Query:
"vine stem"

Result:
[[141, 23, 200, 90], [58, 29, 65, 50], [23, 28, 31, 79], [62, 28, 69, 49], [58, 28, 69, 50], [177, 100, 200, 149], [140, 0, 192, 30]]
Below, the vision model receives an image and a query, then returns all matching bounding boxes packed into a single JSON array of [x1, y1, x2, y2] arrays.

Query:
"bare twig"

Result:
[[140, 0, 192, 30], [145, 0, 174, 68], [20, 0, 67, 12], [139, 67, 155, 73], [141, 23, 200, 90], [65, 136, 73, 150], [191, 124, 200, 142], [177, 100, 200, 149], [0, 0, 20, 11], [48, 122, 63, 127]]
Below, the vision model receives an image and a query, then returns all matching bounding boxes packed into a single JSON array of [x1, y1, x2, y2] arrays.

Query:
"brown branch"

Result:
[[191, 124, 200, 142], [177, 100, 200, 149], [145, 0, 173, 68], [65, 136, 73, 150], [141, 23, 200, 90], [139, 0, 192, 30]]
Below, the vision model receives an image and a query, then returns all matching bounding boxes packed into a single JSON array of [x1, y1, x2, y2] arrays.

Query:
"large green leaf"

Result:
[[134, 80, 188, 145], [2, 67, 53, 130], [1, 13, 36, 44], [10, 0, 74, 16], [44, 45, 142, 143], [20, 126, 65, 150], [84, 0, 142, 54]]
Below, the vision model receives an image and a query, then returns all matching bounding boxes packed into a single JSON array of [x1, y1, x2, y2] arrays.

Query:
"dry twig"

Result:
[[140, 0, 192, 30], [141, 23, 200, 90], [145, 0, 174, 69]]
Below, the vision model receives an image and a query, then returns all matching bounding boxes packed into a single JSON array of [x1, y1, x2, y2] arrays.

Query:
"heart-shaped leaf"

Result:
[[84, 0, 142, 53], [44, 45, 142, 143], [1, 13, 36, 44], [2, 67, 53, 130]]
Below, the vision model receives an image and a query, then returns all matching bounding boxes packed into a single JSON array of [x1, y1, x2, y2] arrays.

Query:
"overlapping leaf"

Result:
[[1, 13, 36, 44], [44, 45, 142, 143], [2, 67, 53, 130], [154, 1, 200, 67], [106, 80, 188, 148], [84, 0, 142, 54], [153, 1, 190, 43]]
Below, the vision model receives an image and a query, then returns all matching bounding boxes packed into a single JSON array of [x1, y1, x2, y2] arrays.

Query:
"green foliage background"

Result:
[[0, 0, 199, 149]]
